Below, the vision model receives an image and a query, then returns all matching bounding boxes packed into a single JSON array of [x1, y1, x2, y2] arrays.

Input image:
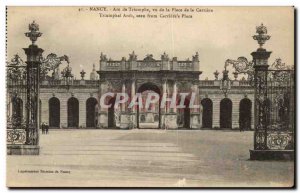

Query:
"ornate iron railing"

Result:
[[254, 69, 294, 150], [7, 64, 28, 145]]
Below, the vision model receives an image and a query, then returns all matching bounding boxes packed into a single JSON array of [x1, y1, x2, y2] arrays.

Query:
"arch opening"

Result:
[[49, 97, 60, 128], [86, 97, 98, 128], [67, 97, 79, 128], [220, 98, 232, 129], [183, 98, 190, 129], [107, 97, 116, 128], [201, 98, 213, 128], [137, 82, 161, 129], [239, 98, 252, 130]]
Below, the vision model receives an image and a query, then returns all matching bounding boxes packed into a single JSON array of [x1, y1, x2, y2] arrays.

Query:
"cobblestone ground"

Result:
[[7, 129, 294, 187]]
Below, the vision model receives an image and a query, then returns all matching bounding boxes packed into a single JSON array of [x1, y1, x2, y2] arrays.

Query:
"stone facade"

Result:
[[200, 80, 254, 129], [7, 53, 255, 130], [97, 52, 202, 129], [39, 80, 98, 128]]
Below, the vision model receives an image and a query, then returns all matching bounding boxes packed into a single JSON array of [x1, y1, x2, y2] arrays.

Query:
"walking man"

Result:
[[41, 122, 45, 134], [46, 123, 49, 134]]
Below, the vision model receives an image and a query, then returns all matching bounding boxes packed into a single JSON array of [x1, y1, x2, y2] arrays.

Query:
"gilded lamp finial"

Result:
[[253, 23, 270, 49], [25, 21, 42, 45]]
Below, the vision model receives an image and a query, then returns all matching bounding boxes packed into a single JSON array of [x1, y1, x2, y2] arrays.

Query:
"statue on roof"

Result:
[[161, 52, 169, 61], [100, 52, 108, 61], [129, 51, 137, 61]]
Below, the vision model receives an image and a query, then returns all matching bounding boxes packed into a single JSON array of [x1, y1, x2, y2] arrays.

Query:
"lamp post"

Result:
[[213, 70, 219, 80], [80, 69, 86, 80], [220, 67, 231, 97]]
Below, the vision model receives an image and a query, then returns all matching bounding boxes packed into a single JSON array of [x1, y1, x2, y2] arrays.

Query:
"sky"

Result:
[[6, 6, 294, 80]]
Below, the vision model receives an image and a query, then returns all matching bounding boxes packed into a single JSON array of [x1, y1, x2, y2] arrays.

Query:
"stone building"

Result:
[[7, 52, 254, 130]]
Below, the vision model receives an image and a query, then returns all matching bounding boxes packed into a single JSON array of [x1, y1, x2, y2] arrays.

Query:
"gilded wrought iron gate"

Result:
[[254, 69, 294, 150], [7, 21, 43, 151], [225, 24, 295, 160], [7, 58, 28, 144], [7, 57, 41, 145]]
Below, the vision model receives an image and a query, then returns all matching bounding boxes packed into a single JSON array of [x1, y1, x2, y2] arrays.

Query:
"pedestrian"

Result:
[[41, 122, 45, 134], [46, 123, 49, 134]]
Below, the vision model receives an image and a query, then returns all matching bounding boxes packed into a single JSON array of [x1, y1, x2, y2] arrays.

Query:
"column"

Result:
[[168, 81, 178, 129], [160, 79, 167, 128], [231, 96, 240, 129], [60, 97, 68, 128], [40, 98, 49, 125], [212, 98, 220, 128], [190, 82, 200, 129], [172, 81, 177, 113], [193, 83, 200, 113], [131, 79, 136, 128], [131, 79, 136, 111], [98, 81, 108, 128], [199, 87, 203, 127], [120, 80, 131, 129], [79, 96, 86, 128], [121, 82, 126, 112], [162, 79, 167, 113], [97, 81, 102, 128]]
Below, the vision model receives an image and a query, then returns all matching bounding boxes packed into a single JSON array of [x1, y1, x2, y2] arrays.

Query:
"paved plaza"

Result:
[[7, 129, 294, 187]]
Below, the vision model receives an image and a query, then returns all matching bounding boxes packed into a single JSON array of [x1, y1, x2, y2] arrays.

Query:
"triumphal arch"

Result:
[[97, 52, 202, 129]]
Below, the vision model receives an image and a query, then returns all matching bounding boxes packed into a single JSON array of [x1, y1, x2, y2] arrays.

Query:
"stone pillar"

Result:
[[60, 97, 68, 128], [40, 98, 49, 126], [192, 83, 199, 113], [121, 82, 126, 112], [130, 79, 137, 128], [173, 81, 177, 113], [165, 81, 178, 129], [232, 97, 239, 129], [120, 81, 130, 129], [162, 80, 167, 113], [160, 79, 167, 128], [131, 80, 136, 109], [212, 98, 220, 128], [190, 81, 200, 129], [199, 87, 203, 128], [79, 96, 86, 128], [98, 81, 108, 128]]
